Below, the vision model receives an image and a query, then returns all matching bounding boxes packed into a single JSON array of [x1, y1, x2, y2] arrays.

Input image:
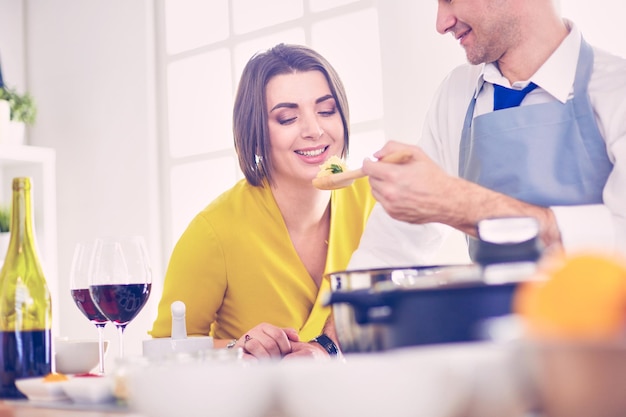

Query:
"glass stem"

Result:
[[117, 324, 127, 358], [95, 322, 107, 375]]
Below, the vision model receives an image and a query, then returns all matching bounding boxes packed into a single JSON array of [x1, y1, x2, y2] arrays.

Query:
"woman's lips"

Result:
[[295, 145, 330, 164]]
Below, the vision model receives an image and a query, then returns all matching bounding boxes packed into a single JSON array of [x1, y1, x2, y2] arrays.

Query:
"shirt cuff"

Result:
[[551, 204, 616, 253]]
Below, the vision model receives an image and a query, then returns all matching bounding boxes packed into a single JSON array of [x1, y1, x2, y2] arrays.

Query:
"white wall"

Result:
[[560, 0, 626, 58], [378, 1, 470, 264], [0, 0, 162, 368], [0, 0, 25, 90], [378, 0, 466, 143]]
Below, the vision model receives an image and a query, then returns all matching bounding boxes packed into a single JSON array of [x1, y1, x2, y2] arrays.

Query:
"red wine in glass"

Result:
[[71, 288, 109, 324], [89, 236, 152, 359], [89, 283, 151, 326], [70, 241, 109, 375]]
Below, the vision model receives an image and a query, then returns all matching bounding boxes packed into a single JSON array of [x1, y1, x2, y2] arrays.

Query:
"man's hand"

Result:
[[363, 141, 468, 227]]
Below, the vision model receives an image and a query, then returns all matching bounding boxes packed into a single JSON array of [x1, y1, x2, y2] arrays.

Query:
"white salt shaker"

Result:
[[170, 300, 187, 340], [142, 301, 213, 359]]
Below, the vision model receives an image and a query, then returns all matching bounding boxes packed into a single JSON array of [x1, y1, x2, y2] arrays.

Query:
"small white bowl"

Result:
[[61, 375, 115, 405], [277, 345, 483, 417], [55, 338, 109, 375], [125, 359, 274, 417], [15, 376, 70, 402], [142, 336, 214, 359]]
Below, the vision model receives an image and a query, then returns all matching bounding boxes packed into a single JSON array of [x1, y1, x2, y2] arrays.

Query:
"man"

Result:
[[349, 0, 626, 268]]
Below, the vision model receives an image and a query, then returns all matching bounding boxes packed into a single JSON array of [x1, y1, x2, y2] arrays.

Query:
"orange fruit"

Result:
[[514, 252, 626, 340], [43, 372, 69, 382]]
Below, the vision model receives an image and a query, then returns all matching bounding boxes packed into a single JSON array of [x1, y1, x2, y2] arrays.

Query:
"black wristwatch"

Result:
[[311, 334, 339, 357]]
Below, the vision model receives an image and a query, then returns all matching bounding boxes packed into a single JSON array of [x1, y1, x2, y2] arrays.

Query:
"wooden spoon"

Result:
[[312, 150, 412, 190]]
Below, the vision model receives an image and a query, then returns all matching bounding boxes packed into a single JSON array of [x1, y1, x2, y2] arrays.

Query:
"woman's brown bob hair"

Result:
[[233, 43, 350, 187]]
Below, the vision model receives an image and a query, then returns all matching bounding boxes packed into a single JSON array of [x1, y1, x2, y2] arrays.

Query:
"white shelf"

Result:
[[0, 144, 56, 164]]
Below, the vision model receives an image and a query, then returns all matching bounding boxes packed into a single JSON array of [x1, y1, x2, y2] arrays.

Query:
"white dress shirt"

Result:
[[350, 22, 626, 270]]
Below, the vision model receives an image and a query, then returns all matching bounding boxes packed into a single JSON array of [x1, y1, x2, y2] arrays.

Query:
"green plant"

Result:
[[0, 86, 37, 125], [0, 205, 10, 233]]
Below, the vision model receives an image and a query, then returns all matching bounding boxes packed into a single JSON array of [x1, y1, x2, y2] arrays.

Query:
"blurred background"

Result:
[[0, 0, 623, 369]]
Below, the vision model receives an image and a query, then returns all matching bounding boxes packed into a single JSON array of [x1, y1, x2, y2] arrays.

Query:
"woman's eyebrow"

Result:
[[316, 94, 334, 104], [270, 94, 335, 113], [270, 102, 297, 112]]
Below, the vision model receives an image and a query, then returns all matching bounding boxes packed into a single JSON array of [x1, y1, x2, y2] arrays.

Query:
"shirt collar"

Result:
[[473, 19, 581, 103]]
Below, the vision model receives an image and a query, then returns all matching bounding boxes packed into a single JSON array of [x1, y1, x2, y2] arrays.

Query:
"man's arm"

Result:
[[363, 141, 564, 251]]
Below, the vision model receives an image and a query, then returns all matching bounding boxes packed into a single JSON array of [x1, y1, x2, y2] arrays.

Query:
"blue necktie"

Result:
[[493, 82, 537, 111]]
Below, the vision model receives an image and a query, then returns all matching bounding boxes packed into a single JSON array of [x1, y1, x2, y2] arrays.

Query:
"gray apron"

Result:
[[459, 38, 612, 255]]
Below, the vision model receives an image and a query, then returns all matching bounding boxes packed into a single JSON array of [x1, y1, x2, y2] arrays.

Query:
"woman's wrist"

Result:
[[310, 333, 339, 357]]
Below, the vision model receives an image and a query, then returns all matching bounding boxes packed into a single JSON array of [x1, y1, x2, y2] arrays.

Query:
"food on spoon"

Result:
[[43, 372, 69, 382], [514, 252, 626, 340], [316, 155, 347, 178]]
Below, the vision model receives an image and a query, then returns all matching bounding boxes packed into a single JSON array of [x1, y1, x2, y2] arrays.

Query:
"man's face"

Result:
[[436, 0, 521, 65]]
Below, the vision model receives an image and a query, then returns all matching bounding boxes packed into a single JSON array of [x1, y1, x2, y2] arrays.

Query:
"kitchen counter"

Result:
[[11, 342, 526, 417], [0, 400, 140, 417], [1, 342, 524, 417], [3, 339, 624, 417], [1, 400, 287, 417]]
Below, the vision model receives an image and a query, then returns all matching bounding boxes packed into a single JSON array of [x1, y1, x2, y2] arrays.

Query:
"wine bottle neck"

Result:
[[0, 177, 50, 335], [7, 178, 38, 253]]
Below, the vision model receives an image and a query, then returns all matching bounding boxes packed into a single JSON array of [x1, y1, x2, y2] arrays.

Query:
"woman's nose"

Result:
[[300, 114, 324, 139]]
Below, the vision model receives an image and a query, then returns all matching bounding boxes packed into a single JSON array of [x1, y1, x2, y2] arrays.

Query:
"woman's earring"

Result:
[[255, 155, 263, 165]]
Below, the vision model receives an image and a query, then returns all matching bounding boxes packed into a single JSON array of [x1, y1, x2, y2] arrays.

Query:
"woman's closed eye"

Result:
[[276, 108, 336, 125], [318, 107, 337, 117], [278, 116, 297, 125]]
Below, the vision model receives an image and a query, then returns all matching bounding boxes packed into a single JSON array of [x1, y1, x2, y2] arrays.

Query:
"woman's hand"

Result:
[[235, 323, 299, 360], [282, 341, 333, 360]]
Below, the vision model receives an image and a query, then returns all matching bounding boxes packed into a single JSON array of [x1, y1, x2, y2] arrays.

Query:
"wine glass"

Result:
[[69, 240, 109, 375], [89, 236, 152, 359]]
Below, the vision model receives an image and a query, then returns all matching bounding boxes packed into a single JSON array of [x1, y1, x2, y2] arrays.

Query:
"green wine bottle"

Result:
[[0, 177, 52, 398]]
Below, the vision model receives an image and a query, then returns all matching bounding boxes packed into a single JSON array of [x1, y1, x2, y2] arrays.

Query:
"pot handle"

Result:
[[324, 290, 394, 325]]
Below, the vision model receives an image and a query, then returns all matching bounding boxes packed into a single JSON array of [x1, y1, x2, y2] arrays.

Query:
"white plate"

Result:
[[15, 376, 70, 402], [61, 375, 115, 405]]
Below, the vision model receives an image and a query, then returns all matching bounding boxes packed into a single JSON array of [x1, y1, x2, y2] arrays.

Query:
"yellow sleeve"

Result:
[[149, 213, 227, 337]]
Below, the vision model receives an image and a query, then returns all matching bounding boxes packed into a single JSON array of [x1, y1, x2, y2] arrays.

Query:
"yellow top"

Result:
[[150, 177, 375, 341]]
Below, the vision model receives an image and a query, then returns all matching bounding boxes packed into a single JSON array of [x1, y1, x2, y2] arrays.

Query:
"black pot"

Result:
[[326, 264, 530, 352], [325, 265, 479, 352]]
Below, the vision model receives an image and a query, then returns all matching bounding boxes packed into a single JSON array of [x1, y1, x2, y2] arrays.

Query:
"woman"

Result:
[[150, 44, 375, 359]]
